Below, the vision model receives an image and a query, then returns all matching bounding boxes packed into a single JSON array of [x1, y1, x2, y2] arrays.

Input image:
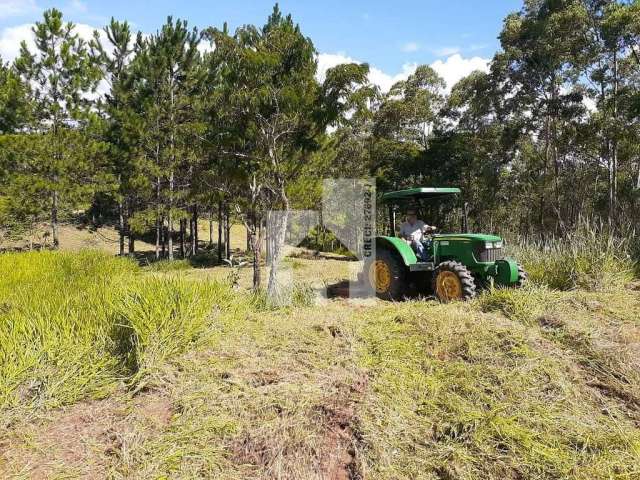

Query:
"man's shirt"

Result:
[[400, 220, 426, 243]]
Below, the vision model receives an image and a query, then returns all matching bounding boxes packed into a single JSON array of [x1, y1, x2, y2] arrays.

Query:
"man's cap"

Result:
[[406, 209, 417, 215]]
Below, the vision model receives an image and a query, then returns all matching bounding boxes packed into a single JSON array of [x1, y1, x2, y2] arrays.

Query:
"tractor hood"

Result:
[[434, 233, 502, 243]]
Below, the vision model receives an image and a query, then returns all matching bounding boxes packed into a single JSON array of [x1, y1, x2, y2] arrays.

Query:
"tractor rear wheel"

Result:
[[516, 263, 528, 288], [432, 261, 476, 303], [366, 248, 407, 301]]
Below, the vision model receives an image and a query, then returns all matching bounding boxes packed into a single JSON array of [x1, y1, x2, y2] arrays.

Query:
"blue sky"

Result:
[[0, 0, 524, 90]]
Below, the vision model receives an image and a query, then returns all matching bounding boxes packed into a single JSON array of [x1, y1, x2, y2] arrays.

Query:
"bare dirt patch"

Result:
[[0, 391, 172, 479], [318, 376, 368, 480]]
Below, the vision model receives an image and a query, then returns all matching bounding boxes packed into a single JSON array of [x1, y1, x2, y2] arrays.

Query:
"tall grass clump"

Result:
[[112, 277, 233, 382], [509, 220, 636, 291], [0, 250, 230, 417]]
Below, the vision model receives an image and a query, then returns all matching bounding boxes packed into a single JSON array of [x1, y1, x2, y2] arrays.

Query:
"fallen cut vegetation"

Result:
[[1, 250, 640, 479], [356, 293, 640, 479]]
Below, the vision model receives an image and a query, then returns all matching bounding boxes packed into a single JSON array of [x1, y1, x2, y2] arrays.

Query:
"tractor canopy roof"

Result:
[[381, 187, 461, 203]]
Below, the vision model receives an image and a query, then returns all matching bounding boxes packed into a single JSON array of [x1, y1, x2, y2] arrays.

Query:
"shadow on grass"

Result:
[[131, 243, 251, 270]]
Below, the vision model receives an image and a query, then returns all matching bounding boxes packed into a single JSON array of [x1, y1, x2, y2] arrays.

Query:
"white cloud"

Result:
[[430, 54, 490, 92], [369, 63, 417, 93], [0, 22, 107, 63], [0, 24, 35, 61], [197, 40, 215, 55], [317, 52, 490, 93], [316, 52, 356, 83], [0, 0, 39, 19], [401, 42, 419, 53]]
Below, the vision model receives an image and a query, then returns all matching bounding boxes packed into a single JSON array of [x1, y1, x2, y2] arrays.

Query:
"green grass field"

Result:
[[1, 235, 639, 479]]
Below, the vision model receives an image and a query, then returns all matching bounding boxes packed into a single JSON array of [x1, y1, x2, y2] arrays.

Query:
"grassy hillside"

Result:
[[2, 221, 249, 256], [1, 250, 639, 479]]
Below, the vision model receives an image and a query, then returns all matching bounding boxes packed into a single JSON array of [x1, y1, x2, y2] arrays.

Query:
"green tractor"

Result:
[[366, 187, 527, 302]]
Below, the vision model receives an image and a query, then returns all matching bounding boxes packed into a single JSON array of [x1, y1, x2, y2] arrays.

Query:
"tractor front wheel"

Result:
[[432, 261, 476, 303], [366, 248, 407, 301]]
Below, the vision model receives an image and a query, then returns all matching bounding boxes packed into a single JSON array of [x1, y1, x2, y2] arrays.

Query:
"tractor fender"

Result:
[[494, 258, 519, 286], [376, 236, 418, 266]]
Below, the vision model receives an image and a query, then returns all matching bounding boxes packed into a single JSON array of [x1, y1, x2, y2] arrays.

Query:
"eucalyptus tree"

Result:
[[14, 8, 103, 248], [371, 65, 446, 189], [497, 0, 591, 231]]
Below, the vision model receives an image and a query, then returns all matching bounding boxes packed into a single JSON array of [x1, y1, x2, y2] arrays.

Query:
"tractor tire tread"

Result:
[[369, 248, 408, 301], [432, 261, 477, 302]]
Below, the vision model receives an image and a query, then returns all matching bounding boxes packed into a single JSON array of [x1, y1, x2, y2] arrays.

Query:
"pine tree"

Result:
[[92, 18, 138, 255], [14, 9, 103, 248], [130, 17, 202, 260]]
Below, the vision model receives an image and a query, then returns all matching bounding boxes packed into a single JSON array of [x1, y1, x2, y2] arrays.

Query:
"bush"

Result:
[[509, 222, 635, 291]]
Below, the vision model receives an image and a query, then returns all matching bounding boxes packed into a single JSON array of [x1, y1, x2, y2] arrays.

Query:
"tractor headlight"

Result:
[[484, 242, 495, 249], [495, 241, 503, 249]]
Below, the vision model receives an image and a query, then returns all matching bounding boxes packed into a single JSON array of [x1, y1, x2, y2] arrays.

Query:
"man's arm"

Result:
[[399, 224, 411, 241]]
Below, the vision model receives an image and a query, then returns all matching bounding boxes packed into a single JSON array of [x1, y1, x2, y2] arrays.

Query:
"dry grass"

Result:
[[2, 221, 249, 255]]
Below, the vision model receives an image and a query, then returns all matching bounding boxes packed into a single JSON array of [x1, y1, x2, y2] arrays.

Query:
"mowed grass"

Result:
[[1, 248, 640, 479], [357, 293, 640, 479]]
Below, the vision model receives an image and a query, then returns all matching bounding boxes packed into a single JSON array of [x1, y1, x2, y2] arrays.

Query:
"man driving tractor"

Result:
[[399, 208, 436, 262]]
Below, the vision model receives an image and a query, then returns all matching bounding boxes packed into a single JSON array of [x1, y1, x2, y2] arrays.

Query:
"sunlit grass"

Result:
[[508, 222, 636, 291], [0, 250, 231, 420]]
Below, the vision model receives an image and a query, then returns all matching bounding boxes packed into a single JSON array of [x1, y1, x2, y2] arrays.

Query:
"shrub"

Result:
[[144, 258, 191, 272]]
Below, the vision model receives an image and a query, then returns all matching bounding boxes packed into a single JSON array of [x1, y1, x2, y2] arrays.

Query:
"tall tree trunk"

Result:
[[168, 219, 174, 261], [224, 204, 231, 260], [161, 219, 166, 258], [155, 216, 161, 260], [168, 171, 174, 261], [155, 176, 161, 260], [217, 201, 223, 262], [51, 189, 59, 249], [250, 213, 262, 291], [118, 198, 125, 256], [267, 200, 290, 302], [611, 50, 619, 226], [180, 218, 186, 258], [209, 210, 214, 247], [126, 195, 134, 255], [191, 205, 198, 256]]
